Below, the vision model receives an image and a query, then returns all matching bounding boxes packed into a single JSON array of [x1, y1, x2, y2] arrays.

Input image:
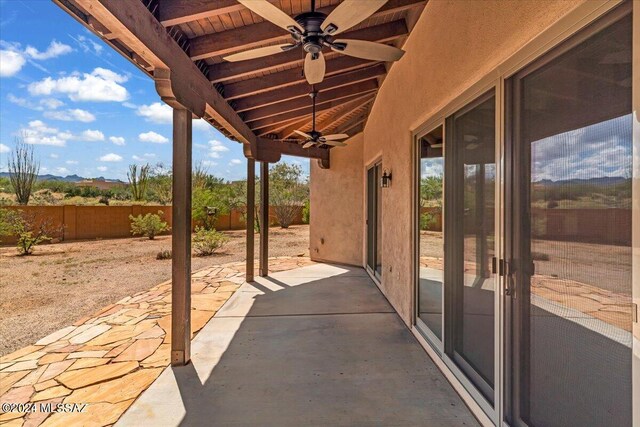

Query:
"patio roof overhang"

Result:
[[52, 0, 426, 166]]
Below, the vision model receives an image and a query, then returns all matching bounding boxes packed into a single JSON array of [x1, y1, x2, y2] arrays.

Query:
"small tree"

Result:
[[127, 163, 150, 201], [129, 211, 170, 240], [270, 163, 308, 228], [7, 211, 54, 255], [149, 163, 172, 204], [8, 137, 39, 205]]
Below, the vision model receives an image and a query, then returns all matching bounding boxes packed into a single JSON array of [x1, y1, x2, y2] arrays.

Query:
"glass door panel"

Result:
[[446, 92, 497, 405], [417, 126, 445, 342], [367, 163, 382, 279], [367, 167, 376, 272], [508, 9, 633, 426]]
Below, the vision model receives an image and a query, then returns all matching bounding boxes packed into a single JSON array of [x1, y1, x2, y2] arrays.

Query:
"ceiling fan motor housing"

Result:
[[295, 12, 328, 54]]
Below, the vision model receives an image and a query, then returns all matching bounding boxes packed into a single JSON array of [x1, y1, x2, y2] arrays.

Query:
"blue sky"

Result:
[[0, 0, 308, 181]]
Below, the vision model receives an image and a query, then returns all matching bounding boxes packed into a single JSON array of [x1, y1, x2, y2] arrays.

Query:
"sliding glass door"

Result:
[[367, 163, 382, 279], [506, 6, 633, 426], [417, 126, 445, 343], [446, 92, 497, 405]]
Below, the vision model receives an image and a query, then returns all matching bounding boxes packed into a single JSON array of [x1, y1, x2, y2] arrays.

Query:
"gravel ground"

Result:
[[0, 225, 309, 355]]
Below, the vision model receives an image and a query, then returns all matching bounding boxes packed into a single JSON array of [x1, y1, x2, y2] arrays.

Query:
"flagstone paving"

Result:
[[0, 256, 314, 427]]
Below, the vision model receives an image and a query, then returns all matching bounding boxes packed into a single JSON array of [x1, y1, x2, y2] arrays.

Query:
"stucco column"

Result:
[[259, 161, 269, 277], [246, 158, 255, 282]]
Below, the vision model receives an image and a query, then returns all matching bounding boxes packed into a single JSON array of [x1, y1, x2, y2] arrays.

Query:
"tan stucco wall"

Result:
[[310, 132, 364, 266], [311, 0, 586, 324]]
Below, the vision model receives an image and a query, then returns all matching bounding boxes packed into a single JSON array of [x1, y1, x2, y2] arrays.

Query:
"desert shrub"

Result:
[[128, 164, 150, 201], [156, 249, 172, 260], [420, 211, 439, 231], [302, 199, 310, 224], [546, 200, 559, 209], [8, 211, 54, 255], [0, 208, 20, 242], [129, 211, 170, 240], [192, 226, 228, 256]]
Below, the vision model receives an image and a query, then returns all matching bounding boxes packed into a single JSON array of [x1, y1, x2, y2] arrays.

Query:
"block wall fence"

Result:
[[0, 205, 303, 244]]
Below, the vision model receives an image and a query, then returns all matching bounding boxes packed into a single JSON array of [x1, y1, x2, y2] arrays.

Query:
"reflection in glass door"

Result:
[[446, 92, 497, 405], [507, 8, 633, 426], [367, 163, 382, 279], [417, 126, 445, 342]]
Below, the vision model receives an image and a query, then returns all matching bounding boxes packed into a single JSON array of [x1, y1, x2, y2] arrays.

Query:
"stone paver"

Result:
[[0, 257, 314, 427]]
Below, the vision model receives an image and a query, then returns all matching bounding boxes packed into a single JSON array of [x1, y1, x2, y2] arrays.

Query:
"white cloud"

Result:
[[96, 166, 108, 172], [109, 136, 125, 146], [24, 41, 72, 60], [40, 98, 64, 109], [208, 139, 229, 152], [0, 144, 9, 153], [202, 160, 218, 167], [99, 153, 122, 162], [44, 108, 96, 122], [8, 94, 65, 111], [72, 35, 103, 55], [79, 129, 105, 142], [54, 167, 69, 174], [28, 68, 129, 102], [66, 160, 78, 165], [132, 153, 156, 161], [136, 102, 172, 124], [139, 131, 168, 144], [229, 159, 242, 166], [1, 40, 72, 78], [0, 50, 26, 77], [209, 152, 221, 159], [136, 102, 212, 132], [19, 120, 72, 147]]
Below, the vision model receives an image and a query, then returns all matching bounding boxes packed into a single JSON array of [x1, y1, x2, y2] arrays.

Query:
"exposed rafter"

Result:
[[242, 80, 378, 123], [233, 64, 385, 113], [278, 94, 376, 139], [208, 20, 408, 83], [223, 56, 377, 100], [249, 92, 376, 133], [189, 0, 425, 61]]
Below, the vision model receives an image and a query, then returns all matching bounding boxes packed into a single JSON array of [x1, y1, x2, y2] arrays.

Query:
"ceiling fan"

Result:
[[223, 0, 405, 84], [283, 90, 349, 148]]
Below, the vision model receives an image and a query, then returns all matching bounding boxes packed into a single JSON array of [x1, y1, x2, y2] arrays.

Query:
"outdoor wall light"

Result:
[[381, 169, 392, 188]]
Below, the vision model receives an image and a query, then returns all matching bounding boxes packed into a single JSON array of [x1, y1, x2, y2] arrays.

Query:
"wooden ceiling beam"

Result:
[[67, 0, 258, 151], [190, 0, 425, 60], [158, 0, 249, 27], [278, 94, 376, 139], [208, 20, 408, 83], [223, 56, 376, 100], [256, 138, 330, 163], [233, 64, 385, 112], [249, 92, 375, 132], [241, 80, 378, 123]]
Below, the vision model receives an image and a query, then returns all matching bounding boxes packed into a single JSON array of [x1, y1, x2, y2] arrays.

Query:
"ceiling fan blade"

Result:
[[322, 140, 347, 147], [304, 52, 326, 84], [321, 133, 349, 141], [321, 0, 387, 35], [294, 129, 312, 139], [238, 0, 303, 33], [223, 43, 295, 62], [303, 141, 316, 149], [333, 39, 405, 62]]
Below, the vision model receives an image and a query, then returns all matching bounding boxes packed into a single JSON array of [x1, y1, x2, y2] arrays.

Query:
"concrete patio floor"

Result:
[[117, 263, 479, 426]]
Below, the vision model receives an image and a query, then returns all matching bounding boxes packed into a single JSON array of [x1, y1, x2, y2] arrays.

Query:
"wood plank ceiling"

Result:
[[161, 0, 426, 146], [67, 0, 427, 152]]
